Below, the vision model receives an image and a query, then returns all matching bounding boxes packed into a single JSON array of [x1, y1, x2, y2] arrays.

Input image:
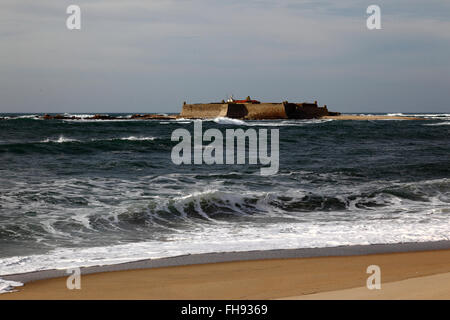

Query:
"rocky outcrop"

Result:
[[284, 102, 332, 119], [130, 114, 176, 120], [40, 114, 176, 120]]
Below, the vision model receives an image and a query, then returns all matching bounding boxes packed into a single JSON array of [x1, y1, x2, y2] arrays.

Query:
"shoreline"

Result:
[[0, 240, 450, 297], [1, 243, 450, 299]]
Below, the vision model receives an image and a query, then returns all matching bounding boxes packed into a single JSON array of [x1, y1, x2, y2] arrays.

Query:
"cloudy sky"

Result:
[[1, 0, 449, 113]]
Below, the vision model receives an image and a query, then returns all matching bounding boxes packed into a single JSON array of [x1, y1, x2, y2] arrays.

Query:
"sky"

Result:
[[1, 0, 449, 113]]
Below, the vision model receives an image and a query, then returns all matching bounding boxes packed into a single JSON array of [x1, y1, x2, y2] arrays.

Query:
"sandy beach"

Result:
[[285, 272, 450, 300], [2, 245, 450, 300], [1, 0, 449, 309]]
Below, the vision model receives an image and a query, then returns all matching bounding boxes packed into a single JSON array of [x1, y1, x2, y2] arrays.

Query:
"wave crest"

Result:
[[41, 136, 78, 143]]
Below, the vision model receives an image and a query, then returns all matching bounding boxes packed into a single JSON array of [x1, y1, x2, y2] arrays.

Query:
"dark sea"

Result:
[[0, 113, 449, 291]]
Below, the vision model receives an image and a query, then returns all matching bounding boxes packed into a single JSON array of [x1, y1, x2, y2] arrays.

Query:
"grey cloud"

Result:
[[0, 0, 449, 113]]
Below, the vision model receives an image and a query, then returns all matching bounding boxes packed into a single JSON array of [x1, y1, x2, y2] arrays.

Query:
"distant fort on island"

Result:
[[15, 96, 423, 122], [26, 96, 340, 121], [180, 96, 340, 120], [0, 96, 427, 122]]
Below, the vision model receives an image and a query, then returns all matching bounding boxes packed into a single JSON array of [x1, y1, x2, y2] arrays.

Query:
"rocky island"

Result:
[[180, 96, 340, 119], [34, 114, 176, 121], [179, 96, 424, 120]]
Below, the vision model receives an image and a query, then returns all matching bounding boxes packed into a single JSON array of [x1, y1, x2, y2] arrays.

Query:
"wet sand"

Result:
[[284, 272, 450, 300], [2, 246, 450, 300]]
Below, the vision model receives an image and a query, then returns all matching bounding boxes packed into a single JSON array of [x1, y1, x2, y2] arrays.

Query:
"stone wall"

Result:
[[180, 103, 228, 118], [244, 103, 288, 119], [287, 103, 330, 119], [179, 102, 334, 119]]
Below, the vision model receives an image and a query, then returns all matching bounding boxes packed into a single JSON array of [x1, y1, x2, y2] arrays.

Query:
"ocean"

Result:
[[0, 113, 449, 292]]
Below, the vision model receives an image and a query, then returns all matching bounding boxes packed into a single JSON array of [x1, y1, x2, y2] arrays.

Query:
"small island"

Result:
[[180, 96, 339, 119], [179, 96, 423, 120]]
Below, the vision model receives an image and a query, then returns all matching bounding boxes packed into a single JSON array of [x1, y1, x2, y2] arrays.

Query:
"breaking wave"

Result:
[[41, 136, 79, 143], [387, 113, 404, 116], [118, 136, 155, 141], [424, 121, 450, 126], [209, 117, 333, 127], [0, 177, 448, 244], [0, 177, 449, 282], [212, 117, 248, 126]]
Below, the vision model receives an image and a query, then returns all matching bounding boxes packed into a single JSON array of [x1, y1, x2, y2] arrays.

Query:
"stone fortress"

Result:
[[180, 96, 340, 120]]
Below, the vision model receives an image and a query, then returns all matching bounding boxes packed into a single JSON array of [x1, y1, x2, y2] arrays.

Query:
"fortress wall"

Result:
[[180, 104, 228, 118], [179, 102, 330, 119], [289, 104, 329, 119], [243, 103, 288, 119], [299, 105, 329, 118], [226, 104, 249, 118], [180, 103, 288, 119]]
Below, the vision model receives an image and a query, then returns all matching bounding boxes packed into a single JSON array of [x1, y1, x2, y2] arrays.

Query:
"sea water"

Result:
[[0, 113, 449, 292]]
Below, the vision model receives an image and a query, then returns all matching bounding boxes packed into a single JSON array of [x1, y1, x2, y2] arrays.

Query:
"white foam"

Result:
[[212, 117, 248, 126], [209, 117, 333, 127], [63, 113, 94, 119], [39, 136, 156, 144], [353, 113, 450, 120], [0, 175, 448, 287], [175, 118, 191, 122], [1, 216, 449, 284], [63, 118, 140, 122], [16, 115, 39, 119], [423, 121, 450, 126], [41, 136, 78, 143], [119, 136, 155, 141], [416, 114, 450, 118], [61, 114, 146, 122], [404, 114, 450, 120], [1, 115, 42, 120], [0, 278, 23, 294]]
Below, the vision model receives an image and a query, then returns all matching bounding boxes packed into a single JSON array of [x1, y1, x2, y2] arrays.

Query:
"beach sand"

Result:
[[1, 249, 450, 300], [322, 115, 424, 120], [284, 272, 450, 300]]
